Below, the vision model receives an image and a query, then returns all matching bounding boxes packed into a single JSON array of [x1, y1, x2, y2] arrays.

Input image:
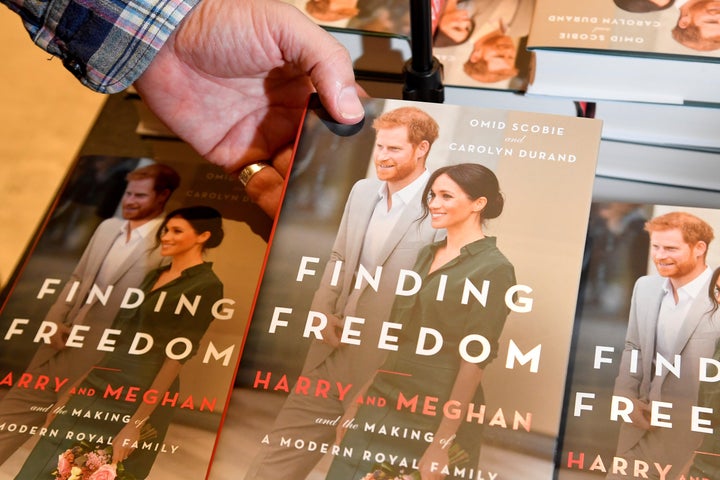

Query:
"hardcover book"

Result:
[[593, 101, 720, 151], [283, 0, 414, 77], [0, 142, 270, 479], [230, 95, 602, 479], [526, 0, 720, 104], [595, 139, 720, 191], [284, 0, 537, 92], [432, 0, 535, 91], [557, 200, 720, 480]]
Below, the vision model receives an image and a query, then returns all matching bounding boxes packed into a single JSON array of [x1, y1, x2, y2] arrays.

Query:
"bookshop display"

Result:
[[3, 0, 720, 477]]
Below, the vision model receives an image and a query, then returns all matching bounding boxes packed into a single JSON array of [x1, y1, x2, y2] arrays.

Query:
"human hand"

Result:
[[251, 145, 293, 217], [321, 314, 344, 348], [134, 0, 365, 217], [111, 421, 143, 464], [628, 397, 652, 430], [418, 442, 450, 480], [49, 322, 71, 350]]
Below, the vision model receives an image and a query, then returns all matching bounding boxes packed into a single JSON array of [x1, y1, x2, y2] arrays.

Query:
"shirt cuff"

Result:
[[32, 0, 200, 93]]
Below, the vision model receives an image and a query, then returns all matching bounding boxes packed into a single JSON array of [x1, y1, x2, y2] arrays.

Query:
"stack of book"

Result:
[[526, 0, 720, 104], [525, 0, 720, 199]]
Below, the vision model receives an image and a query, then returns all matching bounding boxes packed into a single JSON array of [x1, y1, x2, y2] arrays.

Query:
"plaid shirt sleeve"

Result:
[[2, 0, 199, 93]]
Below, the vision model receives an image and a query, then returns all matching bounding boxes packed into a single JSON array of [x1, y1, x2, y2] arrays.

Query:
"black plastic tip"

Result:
[[402, 57, 445, 104]]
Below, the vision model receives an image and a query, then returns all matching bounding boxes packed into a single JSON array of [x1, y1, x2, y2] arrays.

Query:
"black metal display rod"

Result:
[[402, 0, 445, 103]]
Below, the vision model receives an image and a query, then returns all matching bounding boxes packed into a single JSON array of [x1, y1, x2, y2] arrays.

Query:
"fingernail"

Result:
[[338, 86, 364, 121]]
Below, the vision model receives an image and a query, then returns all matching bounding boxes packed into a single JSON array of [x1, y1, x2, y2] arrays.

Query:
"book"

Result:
[[283, 0, 537, 91], [228, 95, 602, 479], [0, 110, 270, 479], [595, 139, 720, 191], [526, 0, 720, 104], [593, 100, 720, 152], [282, 0, 413, 78], [556, 199, 720, 480], [433, 0, 536, 91]]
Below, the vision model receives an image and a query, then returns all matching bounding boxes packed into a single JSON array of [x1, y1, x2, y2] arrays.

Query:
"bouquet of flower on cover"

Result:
[[53, 441, 131, 480], [362, 443, 470, 480]]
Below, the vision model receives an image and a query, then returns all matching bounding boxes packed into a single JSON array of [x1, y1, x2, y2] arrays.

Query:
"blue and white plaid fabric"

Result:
[[2, 0, 198, 92]]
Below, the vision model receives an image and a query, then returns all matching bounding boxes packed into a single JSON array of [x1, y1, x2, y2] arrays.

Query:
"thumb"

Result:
[[277, 4, 365, 124]]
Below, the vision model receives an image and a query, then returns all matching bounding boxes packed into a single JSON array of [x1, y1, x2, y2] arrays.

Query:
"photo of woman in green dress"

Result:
[[15, 205, 225, 480], [326, 163, 517, 480]]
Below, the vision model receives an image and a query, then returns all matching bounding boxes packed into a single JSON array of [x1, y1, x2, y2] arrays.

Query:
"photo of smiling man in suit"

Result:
[[607, 211, 718, 480], [0, 162, 180, 467], [244, 106, 443, 479]]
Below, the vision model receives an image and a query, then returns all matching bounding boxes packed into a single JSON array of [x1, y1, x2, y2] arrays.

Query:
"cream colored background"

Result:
[[0, 9, 104, 286]]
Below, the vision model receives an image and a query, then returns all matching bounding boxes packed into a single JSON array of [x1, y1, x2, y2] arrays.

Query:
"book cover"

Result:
[[229, 95, 601, 479], [283, 0, 412, 35], [593, 101, 720, 152], [432, 0, 535, 91], [557, 201, 720, 480], [282, 0, 414, 76], [0, 148, 269, 479], [526, 0, 720, 103], [529, 0, 720, 57], [595, 140, 720, 191], [283, 0, 536, 91]]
